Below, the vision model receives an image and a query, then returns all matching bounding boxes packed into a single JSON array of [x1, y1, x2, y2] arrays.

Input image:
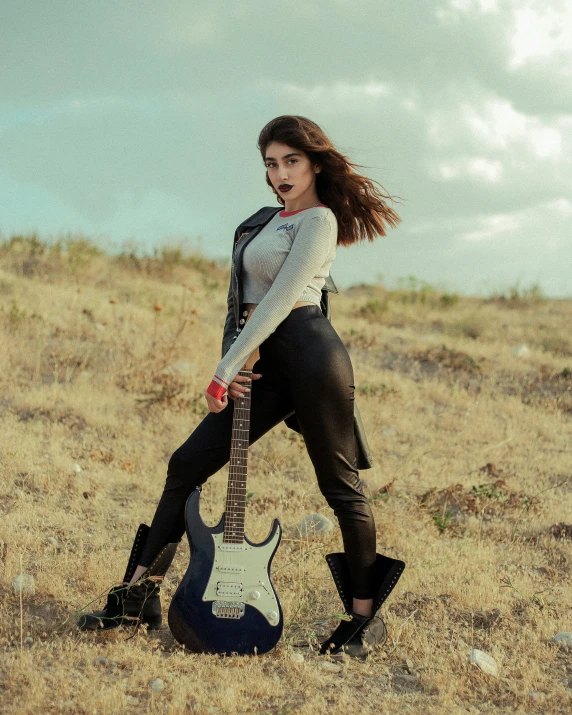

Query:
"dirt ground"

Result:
[[1, 237, 571, 714]]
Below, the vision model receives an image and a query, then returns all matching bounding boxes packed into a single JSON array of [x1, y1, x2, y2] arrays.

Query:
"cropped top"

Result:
[[206, 204, 338, 400]]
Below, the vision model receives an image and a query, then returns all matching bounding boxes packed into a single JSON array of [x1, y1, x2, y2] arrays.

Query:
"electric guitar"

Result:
[[168, 345, 283, 655]]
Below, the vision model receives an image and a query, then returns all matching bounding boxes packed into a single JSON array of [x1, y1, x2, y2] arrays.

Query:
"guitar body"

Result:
[[168, 488, 284, 655]]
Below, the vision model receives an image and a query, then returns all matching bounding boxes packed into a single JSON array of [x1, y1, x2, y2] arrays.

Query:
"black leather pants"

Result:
[[139, 305, 377, 599]]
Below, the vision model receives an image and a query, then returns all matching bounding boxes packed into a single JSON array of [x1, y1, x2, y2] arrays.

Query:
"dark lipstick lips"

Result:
[[278, 184, 293, 192]]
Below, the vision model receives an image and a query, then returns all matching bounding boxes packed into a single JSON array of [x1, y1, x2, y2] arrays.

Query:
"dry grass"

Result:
[[1, 237, 571, 714]]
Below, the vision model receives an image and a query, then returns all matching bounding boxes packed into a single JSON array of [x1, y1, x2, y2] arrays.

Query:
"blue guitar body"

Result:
[[168, 488, 283, 655]]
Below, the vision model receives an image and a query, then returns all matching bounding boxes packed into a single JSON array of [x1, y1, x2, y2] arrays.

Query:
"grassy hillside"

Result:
[[1, 236, 571, 714]]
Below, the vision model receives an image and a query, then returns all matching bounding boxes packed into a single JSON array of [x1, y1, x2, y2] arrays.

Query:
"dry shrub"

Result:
[[521, 364, 572, 414], [412, 344, 486, 374], [420, 478, 540, 524]]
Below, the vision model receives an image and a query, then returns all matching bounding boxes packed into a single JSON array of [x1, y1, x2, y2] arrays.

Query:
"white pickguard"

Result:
[[202, 531, 281, 626]]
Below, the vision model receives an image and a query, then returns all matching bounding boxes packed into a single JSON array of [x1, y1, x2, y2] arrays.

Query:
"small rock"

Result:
[[392, 672, 419, 691], [319, 661, 342, 673], [382, 427, 396, 437], [60, 701, 75, 710], [93, 657, 108, 666], [295, 513, 334, 537], [469, 648, 498, 677], [187, 703, 219, 715], [162, 361, 198, 377], [149, 678, 165, 692], [10, 488, 25, 499], [126, 696, 139, 705], [95, 323, 106, 331], [24, 636, 33, 646], [12, 574, 36, 597], [290, 652, 304, 663], [552, 632, 572, 649], [528, 690, 545, 702], [512, 345, 530, 358], [72, 463, 82, 473], [108, 660, 118, 670], [46, 537, 58, 547], [43, 453, 52, 460]]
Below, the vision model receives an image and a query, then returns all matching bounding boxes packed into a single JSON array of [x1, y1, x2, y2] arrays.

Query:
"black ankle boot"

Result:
[[77, 524, 178, 631], [319, 552, 405, 659]]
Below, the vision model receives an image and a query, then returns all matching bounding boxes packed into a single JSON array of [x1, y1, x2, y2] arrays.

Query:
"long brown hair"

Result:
[[257, 115, 402, 246]]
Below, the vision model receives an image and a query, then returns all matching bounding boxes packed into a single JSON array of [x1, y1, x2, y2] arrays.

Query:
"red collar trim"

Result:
[[279, 203, 328, 217]]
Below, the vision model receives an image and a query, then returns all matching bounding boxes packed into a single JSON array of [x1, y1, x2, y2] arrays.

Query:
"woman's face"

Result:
[[264, 141, 321, 203]]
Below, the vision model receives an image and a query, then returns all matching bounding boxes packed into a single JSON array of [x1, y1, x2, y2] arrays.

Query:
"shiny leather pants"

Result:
[[139, 305, 377, 599]]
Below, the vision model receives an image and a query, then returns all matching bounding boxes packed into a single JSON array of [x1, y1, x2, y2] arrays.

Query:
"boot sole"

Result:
[[77, 616, 162, 631]]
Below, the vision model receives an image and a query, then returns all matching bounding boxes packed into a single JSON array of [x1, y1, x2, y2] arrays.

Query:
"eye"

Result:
[[288, 159, 298, 165], [265, 162, 276, 169]]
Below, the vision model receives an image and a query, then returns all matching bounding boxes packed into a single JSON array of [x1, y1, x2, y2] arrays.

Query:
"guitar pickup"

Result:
[[216, 565, 245, 573], [216, 582, 244, 597]]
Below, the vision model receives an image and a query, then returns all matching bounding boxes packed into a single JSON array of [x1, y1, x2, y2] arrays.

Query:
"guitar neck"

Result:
[[223, 368, 252, 543]]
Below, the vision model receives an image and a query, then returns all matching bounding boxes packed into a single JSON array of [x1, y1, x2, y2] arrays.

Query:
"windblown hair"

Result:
[[257, 115, 402, 246]]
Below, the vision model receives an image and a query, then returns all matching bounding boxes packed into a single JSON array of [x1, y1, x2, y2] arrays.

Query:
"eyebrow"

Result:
[[264, 152, 301, 162]]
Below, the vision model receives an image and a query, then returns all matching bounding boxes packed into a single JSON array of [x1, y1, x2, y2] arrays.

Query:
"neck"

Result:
[[283, 190, 321, 213]]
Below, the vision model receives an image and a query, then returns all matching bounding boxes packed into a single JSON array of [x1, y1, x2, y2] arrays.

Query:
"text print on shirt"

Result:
[[276, 223, 294, 232]]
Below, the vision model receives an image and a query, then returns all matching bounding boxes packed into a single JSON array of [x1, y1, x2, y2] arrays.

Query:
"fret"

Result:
[[223, 364, 255, 544]]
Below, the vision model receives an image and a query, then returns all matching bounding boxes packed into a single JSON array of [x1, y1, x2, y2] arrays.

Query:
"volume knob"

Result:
[[267, 610, 278, 621], [249, 590, 261, 600]]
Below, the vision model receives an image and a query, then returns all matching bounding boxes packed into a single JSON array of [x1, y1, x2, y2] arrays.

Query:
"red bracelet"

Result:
[[206, 379, 227, 401]]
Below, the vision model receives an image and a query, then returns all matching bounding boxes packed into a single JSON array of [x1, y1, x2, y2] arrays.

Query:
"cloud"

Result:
[[509, 2, 572, 74], [433, 156, 504, 183], [438, 0, 500, 17], [428, 95, 568, 160], [461, 211, 521, 242]]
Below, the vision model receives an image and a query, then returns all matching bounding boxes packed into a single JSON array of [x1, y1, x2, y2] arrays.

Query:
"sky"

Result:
[[1, 0, 571, 296]]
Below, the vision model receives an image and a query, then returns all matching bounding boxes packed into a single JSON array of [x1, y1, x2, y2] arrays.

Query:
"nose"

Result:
[[279, 165, 289, 180]]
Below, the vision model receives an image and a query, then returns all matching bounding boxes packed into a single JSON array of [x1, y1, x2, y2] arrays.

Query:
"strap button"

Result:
[[239, 319, 245, 325], [242, 310, 248, 317]]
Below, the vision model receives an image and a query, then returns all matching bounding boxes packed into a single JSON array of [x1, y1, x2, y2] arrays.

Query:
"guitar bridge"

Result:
[[212, 600, 245, 619]]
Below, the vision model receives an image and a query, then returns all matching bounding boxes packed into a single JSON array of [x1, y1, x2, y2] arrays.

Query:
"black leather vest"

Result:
[[220, 206, 373, 470]]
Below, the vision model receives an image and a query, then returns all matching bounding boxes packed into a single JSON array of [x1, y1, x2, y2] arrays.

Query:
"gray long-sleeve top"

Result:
[[206, 205, 337, 399]]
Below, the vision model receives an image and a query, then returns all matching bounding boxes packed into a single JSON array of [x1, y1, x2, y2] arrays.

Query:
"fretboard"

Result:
[[223, 369, 252, 543]]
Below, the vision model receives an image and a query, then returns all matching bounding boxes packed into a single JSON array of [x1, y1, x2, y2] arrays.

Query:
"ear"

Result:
[[314, 164, 322, 174]]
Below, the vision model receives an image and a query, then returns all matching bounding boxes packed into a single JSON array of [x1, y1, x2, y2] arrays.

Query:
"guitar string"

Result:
[[227, 369, 250, 540], [225, 369, 250, 577], [224, 368, 252, 582]]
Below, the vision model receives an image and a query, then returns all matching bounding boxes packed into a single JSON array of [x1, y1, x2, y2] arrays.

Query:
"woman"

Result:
[[78, 115, 405, 658]]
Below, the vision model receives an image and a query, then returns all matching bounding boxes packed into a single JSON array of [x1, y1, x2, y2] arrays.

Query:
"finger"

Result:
[[252, 373, 262, 379], [233, 375, 250, 383]]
